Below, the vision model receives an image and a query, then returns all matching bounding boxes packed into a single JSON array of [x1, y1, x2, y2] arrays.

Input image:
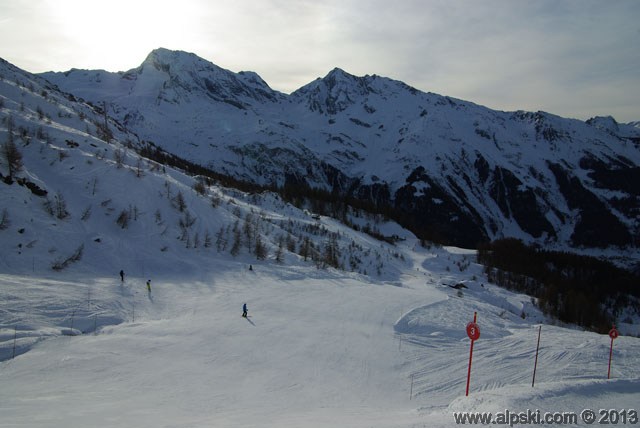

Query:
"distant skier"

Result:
[[146, 279, 151, 293], [242, 303, 248, 318], [119, 270, 125, 282]]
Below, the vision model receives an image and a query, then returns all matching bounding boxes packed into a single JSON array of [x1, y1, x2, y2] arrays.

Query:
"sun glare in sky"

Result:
[[44, 0, 203, 71]]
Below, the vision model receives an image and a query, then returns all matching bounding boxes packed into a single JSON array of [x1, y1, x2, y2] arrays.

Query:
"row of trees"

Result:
[[212, 207, 357, 270], [134, 140, 401, 272], [477, 238, 640, 332]]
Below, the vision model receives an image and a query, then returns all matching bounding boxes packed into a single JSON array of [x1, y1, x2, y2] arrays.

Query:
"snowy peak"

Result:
[[291, 66, 426, 115], [134, 48, 282, 106], [43, 48, 282, 110], [586, 115, 620, 135], [323, 67, 366, 89], [292, 67, 379, 114], [140, 48, 203, 71]]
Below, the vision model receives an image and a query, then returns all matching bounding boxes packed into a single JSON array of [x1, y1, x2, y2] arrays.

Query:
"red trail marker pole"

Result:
[[532, 325, 542, 387], [608, 325, 619, 379], [465, 312, 480, 396]]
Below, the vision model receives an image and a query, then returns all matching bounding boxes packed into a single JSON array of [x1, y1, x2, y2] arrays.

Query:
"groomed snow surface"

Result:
[[2, 245, 639, 428]]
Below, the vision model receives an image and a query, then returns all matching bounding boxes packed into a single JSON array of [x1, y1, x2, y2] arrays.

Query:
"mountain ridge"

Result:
[[36, 49, 640, 252]]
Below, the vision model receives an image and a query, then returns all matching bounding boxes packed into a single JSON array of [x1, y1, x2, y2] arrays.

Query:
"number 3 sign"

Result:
[[465, 312, 480, 396], [466, 322, 480, 341]]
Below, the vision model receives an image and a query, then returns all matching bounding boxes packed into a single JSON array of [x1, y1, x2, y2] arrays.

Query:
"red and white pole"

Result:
[[608, 325, 619, 379], [465, 312, 480, 396], [532, 325, 542, 387]]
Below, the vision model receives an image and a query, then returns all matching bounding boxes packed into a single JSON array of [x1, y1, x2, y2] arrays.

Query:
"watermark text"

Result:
[[453, 408, 638, 425]]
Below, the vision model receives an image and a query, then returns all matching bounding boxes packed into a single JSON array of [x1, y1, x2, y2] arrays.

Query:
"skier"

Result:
[[146, 279, 151, 293], [242, 303, 248, 318], [119, 270, 124, 282]]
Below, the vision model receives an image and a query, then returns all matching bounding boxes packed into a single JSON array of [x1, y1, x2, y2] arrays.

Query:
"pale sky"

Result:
[[1, 0, 639, 122]]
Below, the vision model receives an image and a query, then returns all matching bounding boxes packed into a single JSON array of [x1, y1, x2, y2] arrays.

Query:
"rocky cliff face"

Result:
[[41, 49, 640, 249]]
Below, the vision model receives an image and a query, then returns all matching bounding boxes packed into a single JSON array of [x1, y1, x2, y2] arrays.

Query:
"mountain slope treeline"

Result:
[[477, 239, 640, 332], [40, 48, 640, 254]]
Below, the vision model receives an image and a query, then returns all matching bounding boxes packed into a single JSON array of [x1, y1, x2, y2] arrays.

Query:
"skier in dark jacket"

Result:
[[119, 270, 125, 282], [242, 303, 248, 318]]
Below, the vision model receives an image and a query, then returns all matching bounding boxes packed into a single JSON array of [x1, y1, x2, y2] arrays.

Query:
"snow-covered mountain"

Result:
[[41, 48, 640, 252], [2, 53, 640, 427], [0, 54, 406, 282]]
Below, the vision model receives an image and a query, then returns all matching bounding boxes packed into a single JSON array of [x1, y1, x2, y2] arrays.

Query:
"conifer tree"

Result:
[[275, 237, 285, 264], [299, 236, 311, 261], [215, 226, 226, 252], [255, 234, 267, 260], [176, 191, 187, 212], [2, 123, 22, 181], [230, 226, 242, 257]]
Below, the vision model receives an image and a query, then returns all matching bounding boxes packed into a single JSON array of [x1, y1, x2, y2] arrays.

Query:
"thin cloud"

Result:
[[0, 0, 638, 121]]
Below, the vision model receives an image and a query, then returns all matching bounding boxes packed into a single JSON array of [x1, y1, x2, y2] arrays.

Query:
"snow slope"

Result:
[[2, 248, 640, 427]]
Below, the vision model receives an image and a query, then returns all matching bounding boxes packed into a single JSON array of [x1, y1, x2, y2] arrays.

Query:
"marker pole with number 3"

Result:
[[608, 325, 618, 379], [465, 312, 480, 396]]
